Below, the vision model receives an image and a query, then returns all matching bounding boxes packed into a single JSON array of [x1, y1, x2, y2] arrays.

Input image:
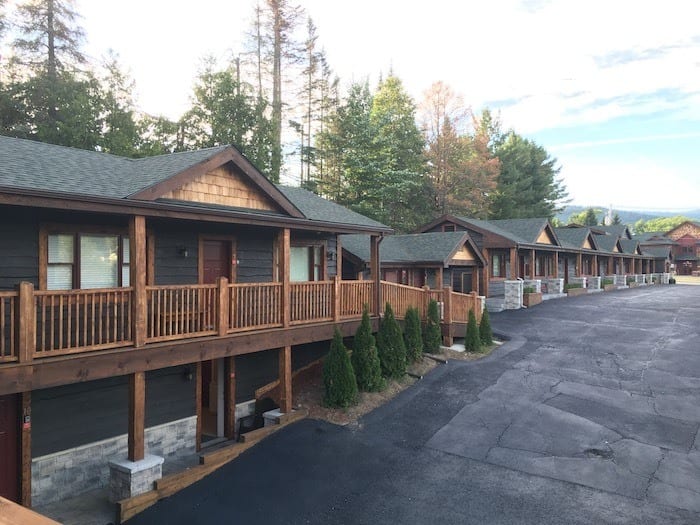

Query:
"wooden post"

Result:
[[509, 248, 518, 279], [482, 248, 490, 297], [223, 357, 236, 440], [593, 255, 598, 276], [279, 345, 293, 413], [577, 253, 583, 276], [333, 275, 341, 322], [128, 372, 145, 462], [335, 236, 343, 279], [16, 282, 35, 363], [130, 216, 147, 348], [370, 235, 381, 316], [20, 391, 31, 506], [470, 291, 481, 322], [530, 249, 536, 279], [553, 251, 559, 278], [217, 276, 229, 337], [437, 267, 444, 289], [280, 229, 290, 328], [195, 362, 202, 451], [442, 286, 453, 347]]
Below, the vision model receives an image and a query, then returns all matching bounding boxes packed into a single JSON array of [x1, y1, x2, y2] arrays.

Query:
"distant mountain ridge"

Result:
[[556, 206, 700, 226]]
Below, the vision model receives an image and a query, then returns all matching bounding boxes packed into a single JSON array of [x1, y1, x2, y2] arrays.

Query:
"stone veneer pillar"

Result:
[[109, 454, 164, 503]]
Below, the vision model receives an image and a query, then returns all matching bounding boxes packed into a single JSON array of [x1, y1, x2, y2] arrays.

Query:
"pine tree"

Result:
[[351, 308, 383, 392], [479, 308, 493, 346], [323, 328, 357, 408], [465, 310, 481, 352], [376, 303, 407, 379], [403, 307, 423, 363], [423, 299, 442, 353]]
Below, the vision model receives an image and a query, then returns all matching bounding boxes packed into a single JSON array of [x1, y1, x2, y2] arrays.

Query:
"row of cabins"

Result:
[[634, 221, 700, 276], [342, 216, 669, 312], [0, 136, 486, 514], [0, 136, 675, 515]]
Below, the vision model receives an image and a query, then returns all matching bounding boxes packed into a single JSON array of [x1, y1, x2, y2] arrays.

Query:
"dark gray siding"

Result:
[[237, 231, 274, 283], [0, 209, 39, 290], [32, 367, 195, 457], [236, 350, 278, 401], [154, 226, 199, 285]]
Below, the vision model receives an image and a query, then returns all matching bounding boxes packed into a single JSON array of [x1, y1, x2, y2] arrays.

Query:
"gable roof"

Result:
[[633, 231, 669, 243], [450, 216, 560, 248], [554, 227, 599, 251], [342, 231, 485, 267], [597, 224, 632, 239], [619, 238, 642, 255], [594, 233, 622, 254], [0, 135, 392, 234], [642, 245, 672, 259]]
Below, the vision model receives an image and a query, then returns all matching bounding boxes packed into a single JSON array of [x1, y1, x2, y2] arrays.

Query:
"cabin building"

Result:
[[0, 136, 392, 508]]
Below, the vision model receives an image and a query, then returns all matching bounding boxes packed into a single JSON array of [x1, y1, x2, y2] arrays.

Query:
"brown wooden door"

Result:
[[0, 394, 18, 502], [201, 239, 233, 284]]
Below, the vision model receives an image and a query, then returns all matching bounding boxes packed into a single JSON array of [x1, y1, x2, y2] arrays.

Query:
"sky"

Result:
[[74, 1, 700, 212]]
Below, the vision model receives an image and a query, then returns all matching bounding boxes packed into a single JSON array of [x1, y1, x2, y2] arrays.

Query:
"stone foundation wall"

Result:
[[587, 276, 601, 290], [32, 416, 196, 506], [504, 280, 523, 310]]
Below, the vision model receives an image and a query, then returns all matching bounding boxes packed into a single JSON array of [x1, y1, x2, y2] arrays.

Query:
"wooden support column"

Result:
[[593, 255, 598, 276], [333, 275, 341, 322], [553, 251, 559, 278], [195, 362, 202, 451], [336, 236, 343, 279], [577, 253, 583, 276], [509, 248, 518, 279], [482, 248, 490, 297], [280, 229, 290, 328], [128, 372, 145, 462], [442, 286, 453, 347], [130, 216, 147, 348], [20, 392, 31, 507], [16, 282, 35, 363], [370, 235, 381, 316], [217, 276, 229, 337], [437, 267, 444, 289], [530, 249, 536, 279], [279, 345, 292, 413], [223, 357, 236, 440]]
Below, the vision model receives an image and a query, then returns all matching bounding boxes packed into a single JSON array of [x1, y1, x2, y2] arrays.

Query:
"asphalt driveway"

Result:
[[130, 285, 700, 524]]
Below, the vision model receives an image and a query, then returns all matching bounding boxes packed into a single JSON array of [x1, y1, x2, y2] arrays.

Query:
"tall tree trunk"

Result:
[[270, 0, 282, 183]]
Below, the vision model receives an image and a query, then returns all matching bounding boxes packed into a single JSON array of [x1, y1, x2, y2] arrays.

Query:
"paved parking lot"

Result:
[[130, 285, 700, 524]]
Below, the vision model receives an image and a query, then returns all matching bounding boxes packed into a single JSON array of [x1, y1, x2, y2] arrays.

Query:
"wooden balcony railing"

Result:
[[229, 282, 283, 332], [290, 281, 334, 324], [0, 291, 17, 362], [3, 278, 481, 363], [34, 288, 133, 357], [146, 284, 218, 343]]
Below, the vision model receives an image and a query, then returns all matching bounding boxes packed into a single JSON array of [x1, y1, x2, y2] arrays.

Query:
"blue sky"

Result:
[[74, 0, 700, 211]]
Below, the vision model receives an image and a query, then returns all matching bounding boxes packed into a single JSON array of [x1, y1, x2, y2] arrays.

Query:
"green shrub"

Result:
[[465, 310, 481, 352], [626, 276, 635, 284], [403, 307, 423, 363], [351, 307, 384, 392], [602, 278, 614, 286], [423, 299, 442, 353], [479, 308, 493, 346], [565, 283, 582, 290], [523, 286, 536, 294], [376, 303, 407, 379], [323, 328, 358, 408]]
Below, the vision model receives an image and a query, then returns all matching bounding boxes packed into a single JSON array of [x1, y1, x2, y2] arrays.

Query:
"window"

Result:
[[492, 253, 505, 278], [46, 232, 130, 290], [290, 245, 324, 282], [443, 224, 456, 232]]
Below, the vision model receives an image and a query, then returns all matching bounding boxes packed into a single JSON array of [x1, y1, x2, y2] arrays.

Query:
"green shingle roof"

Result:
[[642, 246, 671, 259], [554, 227, 597, 250], [0, 135, 228, 198], [456, 217, 556, 246], [0, 136, 391, 232], [619, 238, 641, 255], [594, 233, 620, 253], [342, 231, 472, 264]]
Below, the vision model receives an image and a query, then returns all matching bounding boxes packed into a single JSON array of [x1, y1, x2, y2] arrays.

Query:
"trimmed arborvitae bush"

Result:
[[479, 308, 493, 346], [465, 309, 481, 352], [351, 308, 384, 392], [376, 303, 407, 379], [403, 306, 423, 363], [323, 328, 358, 408], [423, 299, 442, 353]]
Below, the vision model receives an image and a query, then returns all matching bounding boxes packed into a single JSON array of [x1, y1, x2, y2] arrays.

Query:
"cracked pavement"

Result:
[[130, 285, 700, 524]]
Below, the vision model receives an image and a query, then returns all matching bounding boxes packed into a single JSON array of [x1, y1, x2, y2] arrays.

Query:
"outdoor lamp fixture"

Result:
[[183, 366, 194, 382], [327, 250, 336, 262], [178, 246, 189, 258]]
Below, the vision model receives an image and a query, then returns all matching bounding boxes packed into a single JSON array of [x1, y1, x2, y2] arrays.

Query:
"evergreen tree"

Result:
[[479, 308, 493, 346], [323, 328, 357, 408], [376, 303, 407, 379], [351, 307, 383, 392], [423, 299, 442, 353], [465, 309, 481, 352], [97, 52, 139, 157], [490, 132, 568, 219], [403, 307, 423, 363]]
